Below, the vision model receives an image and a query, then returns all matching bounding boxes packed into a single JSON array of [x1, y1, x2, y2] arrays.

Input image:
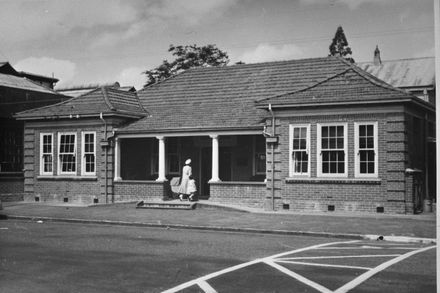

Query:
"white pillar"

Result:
[[209, 134, 221, 182], [156, 136, 167, 182], [114, 137, 122, 181]]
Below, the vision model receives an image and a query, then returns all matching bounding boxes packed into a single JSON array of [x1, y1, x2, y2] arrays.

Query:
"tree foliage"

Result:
[[328, 26, 354, 63], [144, 44, 229, 87]]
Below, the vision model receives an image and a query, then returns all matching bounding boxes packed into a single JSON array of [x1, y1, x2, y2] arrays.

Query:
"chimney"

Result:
[[373, 45, 381, 66]]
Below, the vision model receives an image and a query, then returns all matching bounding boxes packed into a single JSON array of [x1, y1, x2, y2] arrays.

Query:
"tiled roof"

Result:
[[257, 65, 416, 106], [15, 86, 146, 119], [357, 57, 435, 89], [0, 73, 58, 94], [119, 56, 420, 134]]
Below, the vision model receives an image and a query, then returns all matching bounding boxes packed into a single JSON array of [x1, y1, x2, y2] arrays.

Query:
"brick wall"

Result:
[[114, 180, 168, 202], [265, 110, 411, 214], [0, 177, 24, 201], [209, 181, 266, 208], [22, 119, 121, 204]]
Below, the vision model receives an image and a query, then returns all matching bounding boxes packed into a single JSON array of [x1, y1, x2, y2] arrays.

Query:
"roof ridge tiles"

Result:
[[256, 67, 352, 103], [100, 86, 116, 111]]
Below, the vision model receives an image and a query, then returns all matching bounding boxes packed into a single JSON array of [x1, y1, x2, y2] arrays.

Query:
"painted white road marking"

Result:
[[275, 260, 372, 270], [277, 254, 400, 261], [197, 280, 217, 293], [264, 259, 333, 293], [333, 245, 436, 293], [161, 240, 358, 293]]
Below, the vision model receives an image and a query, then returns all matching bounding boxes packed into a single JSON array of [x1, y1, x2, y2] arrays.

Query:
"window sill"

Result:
[[37, 175, 97, 181], [285, 177, 381, 185]]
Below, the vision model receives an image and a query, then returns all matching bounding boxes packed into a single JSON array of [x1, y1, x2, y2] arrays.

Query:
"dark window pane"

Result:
[[322, 138, 328, 149], [338, 162, 345, 173], [300, 139, 306, 149], [366, 125, 374, 136], [322, 126, 328, 137], [323, 162, 329, 173], [360, 162, 366, 173], [337, 138, 344, 148], [367, 138, 374, 148], [330, 162, 337, 173], [359, 125, 366, 136], [329, 126, 336, 137], [367, 162, 375, 173]]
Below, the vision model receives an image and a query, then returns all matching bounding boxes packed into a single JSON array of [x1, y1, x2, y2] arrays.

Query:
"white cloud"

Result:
[[116, 67, 146, 90], [14, 57, 77, 87], [238, 43, 304, 64], [90, 0, 239, 48], [0, 0, 137, 43], [300, 0, 405, 10], [147, 0, 239, 26]]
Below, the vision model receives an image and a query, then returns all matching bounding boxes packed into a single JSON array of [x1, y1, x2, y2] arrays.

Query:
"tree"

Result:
[[144, 44, 229, 87], [328, 26, 355, 63]]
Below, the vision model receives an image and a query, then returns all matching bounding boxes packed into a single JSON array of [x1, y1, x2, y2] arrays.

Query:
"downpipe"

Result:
[[100, 112, 109, 204], [269, 104, 275, 211]]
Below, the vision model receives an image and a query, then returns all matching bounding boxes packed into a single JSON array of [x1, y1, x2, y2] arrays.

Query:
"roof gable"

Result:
[[15, 86, 146, 120]]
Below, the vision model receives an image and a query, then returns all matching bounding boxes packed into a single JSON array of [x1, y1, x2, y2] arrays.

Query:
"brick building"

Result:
[[15, 87, 146, 204], [0, 62, 66, 202], [15, 57, 435, 214]]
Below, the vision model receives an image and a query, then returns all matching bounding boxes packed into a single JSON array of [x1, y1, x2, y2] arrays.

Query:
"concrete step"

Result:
[[136, 201, 197, 210]]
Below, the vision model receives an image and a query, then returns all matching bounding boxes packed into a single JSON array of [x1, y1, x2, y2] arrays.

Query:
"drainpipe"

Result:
[[269, 104, 275, 211], [100, 112, 109, 204]]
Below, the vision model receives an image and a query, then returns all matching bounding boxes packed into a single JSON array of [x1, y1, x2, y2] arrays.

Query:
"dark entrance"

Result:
[[200, 147, 211, 198]]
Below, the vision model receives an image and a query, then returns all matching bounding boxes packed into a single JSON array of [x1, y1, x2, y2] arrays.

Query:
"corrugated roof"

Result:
[[15, 86, 146, 119], [0, 73, 59, 94], [357, 57, 435, 89], [119, 56, 419, 134]]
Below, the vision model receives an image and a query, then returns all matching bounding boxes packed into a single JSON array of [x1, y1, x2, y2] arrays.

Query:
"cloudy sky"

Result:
[[1, 0, 435, 89]]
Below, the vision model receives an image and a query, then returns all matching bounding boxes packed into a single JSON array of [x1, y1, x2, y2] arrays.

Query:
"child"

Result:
[[187, 175, 197, 201]]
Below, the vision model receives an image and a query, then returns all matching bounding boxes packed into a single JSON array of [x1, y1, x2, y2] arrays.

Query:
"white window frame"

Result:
[[317, 123, 348, 177], [58, 132, 77, 175], [81, 131, 96, 176], [354, 122, 378, 178], [289, 124, 311, 177], [40, 133, 53, 175]]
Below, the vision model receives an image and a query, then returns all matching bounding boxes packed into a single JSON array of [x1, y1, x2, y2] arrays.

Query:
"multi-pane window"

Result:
[[289, 125, 310, 176], [355, 122, 378, 177], [82, 132, 95, 175], [40, 133, 53, 175], [254, 135, 266, 175], [318, 124, 347, 177], [58, 133, 76, 174]]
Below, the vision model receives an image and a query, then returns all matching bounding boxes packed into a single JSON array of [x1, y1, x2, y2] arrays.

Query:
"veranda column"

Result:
[[114, 137, 122, 181], [156, 136, 167, 182], [209, 134, 221, 182]]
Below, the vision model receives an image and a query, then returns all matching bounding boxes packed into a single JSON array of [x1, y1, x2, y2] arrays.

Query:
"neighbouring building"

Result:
[[357, 46, 435, 104], [0, 62, 67, 202], [56, 82, 136, 98], [15, 56, 436, 214]]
